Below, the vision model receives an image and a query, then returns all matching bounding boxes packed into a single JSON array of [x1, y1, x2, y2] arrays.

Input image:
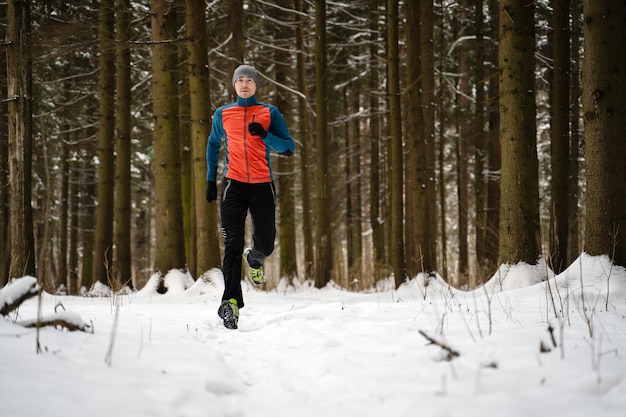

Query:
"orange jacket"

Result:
[[207, 95, 294, 183]]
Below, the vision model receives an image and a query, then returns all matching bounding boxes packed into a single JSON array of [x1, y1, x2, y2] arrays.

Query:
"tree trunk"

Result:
[[567, 0, 581, 265], [151, 0, 186, 277], [457, 0, 470, 287], [369, 0, 385, 277], [36, 124, 53, 289], [275, 0, 298, 285], [0, 4, 9, 285], [132, 167, 152, 286], [58, 124, 70, 289], [405, 0, 423, 279], [550, 0, 571, 274], [473, 0, 488, 285], [6, 0, 36, 278], [498, 0, 541, 265], [436, 4, 448, 282], [186, 0, 220, 279], [114, 0, 132, 288], [68, 147, 80, 294], [347, 87, 362, 286], [314, 0, 332, 288], [344, 88, 352, 287], [179, 48, 193, 275], [419, 0, 438, 275], [387, 0, 407, 288], [296, 0, 315, 280], [93, 0, 116, 287], [80, 132, 98, 290], [485, 0, 500, 275], [582, 1, 626, 267]]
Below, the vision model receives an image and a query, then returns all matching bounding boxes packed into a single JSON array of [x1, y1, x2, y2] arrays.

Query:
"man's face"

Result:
[[234, 76, 257, 99]]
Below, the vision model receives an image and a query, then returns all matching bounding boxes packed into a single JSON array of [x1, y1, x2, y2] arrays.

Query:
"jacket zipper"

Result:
[[243, 100, 250, 182]]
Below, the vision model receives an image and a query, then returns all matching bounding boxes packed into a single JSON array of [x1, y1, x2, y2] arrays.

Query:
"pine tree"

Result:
[[582, 1, 626, 267], [151, 0, 186, 277], [549, 0, 571, 273], [498, 0, 541, 265], [6, 0, 36, 279], [314, 0, 332, 288], [387, 0, 407, 288], [113, 0, 132, 288], [93, 0, 116, 287], [186, 0, 220, 278]]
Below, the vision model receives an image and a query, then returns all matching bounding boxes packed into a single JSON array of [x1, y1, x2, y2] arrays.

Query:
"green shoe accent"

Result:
[[218, 299, 239, 329], [243, 248, 264, 285], [249, 265, 264, 284]]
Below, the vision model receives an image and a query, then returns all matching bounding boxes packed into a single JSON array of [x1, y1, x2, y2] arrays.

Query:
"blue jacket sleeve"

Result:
[[206, 109, 224, 181], [264, 106, 295, 156]]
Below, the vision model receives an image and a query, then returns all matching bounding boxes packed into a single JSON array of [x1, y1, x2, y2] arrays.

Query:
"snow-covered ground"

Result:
[[1, 253, 625, 417]]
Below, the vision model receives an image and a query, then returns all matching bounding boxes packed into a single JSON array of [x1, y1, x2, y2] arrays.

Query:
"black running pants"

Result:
[[219, 178, 276, 308]]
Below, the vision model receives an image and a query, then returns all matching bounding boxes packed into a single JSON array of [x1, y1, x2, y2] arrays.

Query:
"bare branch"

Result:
[[418, 330, 460, 361], [18, 312, 93, 333]]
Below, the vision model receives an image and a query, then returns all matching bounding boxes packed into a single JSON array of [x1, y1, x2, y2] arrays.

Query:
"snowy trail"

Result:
[[134, 287, 428, 417], [204, 294, 427, 417], [2, 258, 626, 417]]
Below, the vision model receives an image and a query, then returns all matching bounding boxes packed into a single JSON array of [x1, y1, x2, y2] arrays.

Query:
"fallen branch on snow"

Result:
[[18, 310, 93, 333], [0, 276, 40, 316], [1, 277, 92, 333], [419, 330, 461, 361]]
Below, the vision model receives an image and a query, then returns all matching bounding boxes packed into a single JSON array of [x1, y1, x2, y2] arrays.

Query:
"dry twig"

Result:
[[419, 330, 460, 361]]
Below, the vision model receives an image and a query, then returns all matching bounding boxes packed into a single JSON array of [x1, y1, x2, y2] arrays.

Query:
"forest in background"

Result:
[[2, 0, 625, 293]]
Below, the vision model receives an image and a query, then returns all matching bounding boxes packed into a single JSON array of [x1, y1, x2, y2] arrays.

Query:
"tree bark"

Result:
[[582, 1, 626, 267], [186, 0, 221, 279], [93, 0, 116, 287], [114, 0, 133, 288], [405, 0, 423, 279], [151, 0, 187, 277], [58, 122, 70, 289], [369, 0, 386, 277], [68, 147, 80, 294], [567, 0, 581, 265], [179, 41, 193, 275], [550, 0, 571, 274], [6, 0, 37, 278], [436, 3, 448, 282], [80, 132, 98, 289], [473, 0, 488, 284], [498, 0, 541, 265], [419, 0, 438, 275], [485, 0, 501, 275], [0, 3, 9, 286], [347, 86, 362, 286], [457, 0, 471, 287], [275, 0, 298, 285], [314, 0, 332, 288], [387, 0, 407, 288], [296, 0, 315, 280]]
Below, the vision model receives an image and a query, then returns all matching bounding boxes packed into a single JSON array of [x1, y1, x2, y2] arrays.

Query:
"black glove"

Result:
[[206, 181, 217, 203], [248, 122, 267, 139]]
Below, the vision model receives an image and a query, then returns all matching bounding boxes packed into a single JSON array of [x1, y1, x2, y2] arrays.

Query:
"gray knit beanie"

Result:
[[232, 65, 260, 88]]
